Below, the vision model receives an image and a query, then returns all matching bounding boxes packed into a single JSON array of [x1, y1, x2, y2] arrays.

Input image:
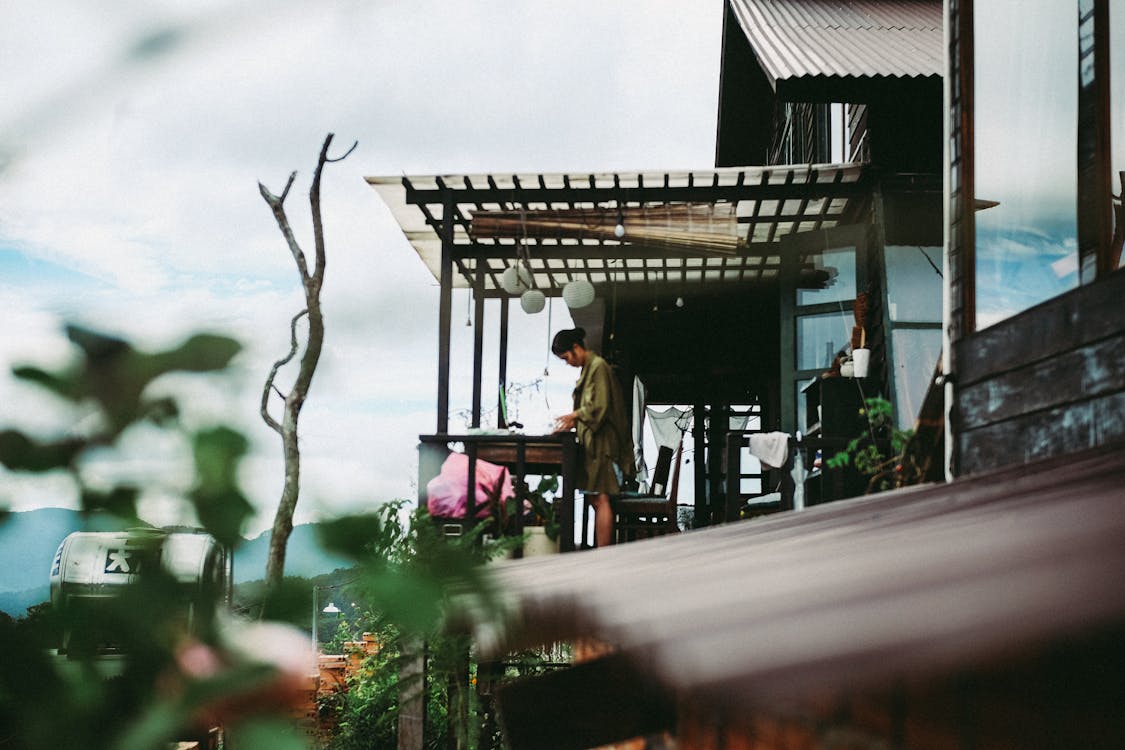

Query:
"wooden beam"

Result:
[[403, 181, 868, 211]]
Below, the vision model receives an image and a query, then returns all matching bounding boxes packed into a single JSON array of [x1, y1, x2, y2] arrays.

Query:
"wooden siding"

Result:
[[954, 269, 1125, 475]]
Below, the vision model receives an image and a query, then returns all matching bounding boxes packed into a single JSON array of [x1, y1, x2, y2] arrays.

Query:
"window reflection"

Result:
[[891, 329, 941, 431], [797, 311, 852, 371], [974, 1, 1079, 328], [797, 246, 856, 306], [885, 246, 943, 322]]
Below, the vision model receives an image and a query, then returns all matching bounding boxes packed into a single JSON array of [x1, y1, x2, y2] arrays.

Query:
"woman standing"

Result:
[[552, 328, 635, 547]]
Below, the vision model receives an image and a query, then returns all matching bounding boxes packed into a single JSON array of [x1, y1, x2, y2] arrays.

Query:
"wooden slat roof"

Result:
[[472, 444, 1125, 709], [367, 163, 869, 295]]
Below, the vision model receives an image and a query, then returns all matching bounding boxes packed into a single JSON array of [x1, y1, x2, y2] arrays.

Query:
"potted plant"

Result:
[[520, 475, 561, 556], [825, 397, 915, 493]]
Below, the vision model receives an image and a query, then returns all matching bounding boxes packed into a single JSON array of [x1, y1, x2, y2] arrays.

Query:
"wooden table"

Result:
[[418, 433, 578, 552]]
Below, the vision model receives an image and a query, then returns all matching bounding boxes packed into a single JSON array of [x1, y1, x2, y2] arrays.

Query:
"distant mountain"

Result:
[[0, 508, 354, 616], [232, 525, 352, 584], [0, 508, 131, 604]]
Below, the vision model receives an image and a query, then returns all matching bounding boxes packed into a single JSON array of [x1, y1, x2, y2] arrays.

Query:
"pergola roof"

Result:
[[728, 0, 943, 97], [367, 163, 870, 296]]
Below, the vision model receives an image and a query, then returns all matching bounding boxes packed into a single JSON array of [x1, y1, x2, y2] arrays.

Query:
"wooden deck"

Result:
[[477, 442, 1125, 718]]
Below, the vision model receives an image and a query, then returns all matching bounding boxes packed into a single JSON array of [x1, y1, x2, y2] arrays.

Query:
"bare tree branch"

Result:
[[308, 135, 333, 286], [259, 308, 308, 435], [259, 133, 353, 585], [259, 171, 311, 281], [326, 140, 358, 163]]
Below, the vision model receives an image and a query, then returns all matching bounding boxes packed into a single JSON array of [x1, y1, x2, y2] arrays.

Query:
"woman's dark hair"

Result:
[[551, 327, 586, 355]]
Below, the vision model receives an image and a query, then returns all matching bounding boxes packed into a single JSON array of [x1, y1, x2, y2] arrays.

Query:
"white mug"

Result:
[[852, 348, 871, 378]]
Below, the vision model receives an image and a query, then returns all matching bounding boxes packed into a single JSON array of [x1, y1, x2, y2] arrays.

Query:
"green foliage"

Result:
[[519, 474, 560, 542], [1, 326, 515, 750], [0, 324, 296, 750], [317, 501, 521, 750], [825, 397, 914, 493], [190, 426, 254, 548]]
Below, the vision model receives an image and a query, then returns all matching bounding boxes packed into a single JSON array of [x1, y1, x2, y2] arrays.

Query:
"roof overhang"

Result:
[[726, 0, 943, 101], [367, 163, 871, 296]]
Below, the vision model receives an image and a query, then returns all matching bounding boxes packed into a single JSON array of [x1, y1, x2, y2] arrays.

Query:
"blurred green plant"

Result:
[[311, 499, 511, 750], [825, 396, 915, 493], [0, 325, 518, 750], [0, 324, 316, 749]]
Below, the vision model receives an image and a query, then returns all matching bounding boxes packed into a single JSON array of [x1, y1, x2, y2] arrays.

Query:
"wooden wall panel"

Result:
[[956, 270, 1125, 385], [954, 270, 1125, 475]]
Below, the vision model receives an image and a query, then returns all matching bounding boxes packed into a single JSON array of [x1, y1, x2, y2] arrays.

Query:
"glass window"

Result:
[[974, 1, 1079, 328], [891, 328, 942, 430], [797, 246, 857, 306], [885, 245, 943, 322], [797, 311, 853, 371]]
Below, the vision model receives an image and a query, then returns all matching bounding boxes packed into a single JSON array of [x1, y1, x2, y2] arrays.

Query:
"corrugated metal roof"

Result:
[[367, 163, 870, 293], [472, 445, 1125, 709], [729, 0, 943, 88]]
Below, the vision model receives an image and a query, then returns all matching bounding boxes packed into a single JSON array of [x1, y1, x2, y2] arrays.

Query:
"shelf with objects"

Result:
[[800, 375, 869, 505]]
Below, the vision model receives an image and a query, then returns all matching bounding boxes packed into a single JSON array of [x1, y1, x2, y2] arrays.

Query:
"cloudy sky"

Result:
[[0, 1, 723, 533]]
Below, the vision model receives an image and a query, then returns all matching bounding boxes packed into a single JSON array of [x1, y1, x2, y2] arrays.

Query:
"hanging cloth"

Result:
[[632, 376, 649, 490], [646, 406, 691, 452], [748, 431, 790, 470]]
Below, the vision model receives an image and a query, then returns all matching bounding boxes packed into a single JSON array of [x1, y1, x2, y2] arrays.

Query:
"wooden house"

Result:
[[369, 0, 1125, 747]]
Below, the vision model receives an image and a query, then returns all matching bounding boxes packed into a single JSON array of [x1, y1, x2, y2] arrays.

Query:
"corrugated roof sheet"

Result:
[[472, 445, 1125, 709], [729, 0, 943, 88]]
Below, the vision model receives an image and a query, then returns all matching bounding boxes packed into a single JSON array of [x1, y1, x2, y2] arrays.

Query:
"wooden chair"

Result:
[[613, 443, 680, 544]]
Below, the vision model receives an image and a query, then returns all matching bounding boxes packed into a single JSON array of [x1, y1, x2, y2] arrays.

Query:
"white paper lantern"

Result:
[[562, 279, 595, 309], [520, 289, 546, 314], [500, 264, 532, 295]]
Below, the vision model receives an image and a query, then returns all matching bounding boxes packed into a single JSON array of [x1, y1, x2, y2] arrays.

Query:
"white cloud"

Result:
[[0, 0, 722, 531]]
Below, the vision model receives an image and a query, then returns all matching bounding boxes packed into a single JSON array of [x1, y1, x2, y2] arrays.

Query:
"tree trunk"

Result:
[[259, 133, 356, 585]]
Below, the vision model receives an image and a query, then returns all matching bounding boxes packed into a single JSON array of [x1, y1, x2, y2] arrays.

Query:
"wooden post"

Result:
[[497, 296, 509, 428], [1076, 0, 1113, 283], [397, 638, 426, 750], [471, 264, 485, 428], [693, 402, 708, 527], [437, 193, 455, 434]]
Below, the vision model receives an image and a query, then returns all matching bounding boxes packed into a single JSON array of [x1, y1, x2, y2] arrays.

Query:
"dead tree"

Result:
[[258, 133, 356, 584]]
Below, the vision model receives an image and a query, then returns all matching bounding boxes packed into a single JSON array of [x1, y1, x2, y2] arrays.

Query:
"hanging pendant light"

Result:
[[562, 279, 595, 309], [520, 288, 545, 314], [501, 263, 532, 295]]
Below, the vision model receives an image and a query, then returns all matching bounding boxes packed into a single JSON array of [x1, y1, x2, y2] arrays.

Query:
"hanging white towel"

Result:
[[748, 431, 790, 469], [632, 376, 649, 489]]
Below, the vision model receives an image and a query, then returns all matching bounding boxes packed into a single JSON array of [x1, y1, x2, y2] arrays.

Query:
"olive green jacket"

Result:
[[573, 354, 636, 494]]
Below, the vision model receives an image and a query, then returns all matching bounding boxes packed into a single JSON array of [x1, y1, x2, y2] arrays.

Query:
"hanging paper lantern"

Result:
[[520, 289, 546, 314], [562, 279, 595, 309], [500, 264, 532, 295]]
